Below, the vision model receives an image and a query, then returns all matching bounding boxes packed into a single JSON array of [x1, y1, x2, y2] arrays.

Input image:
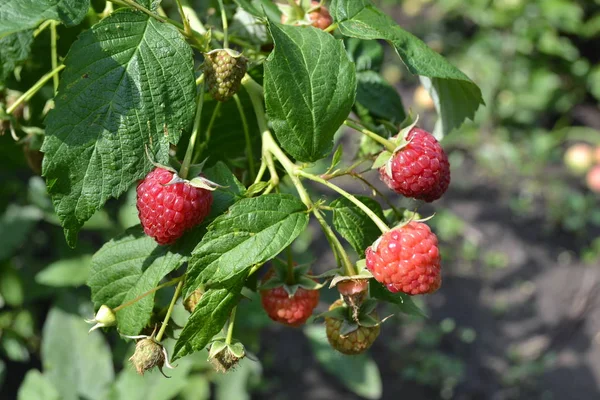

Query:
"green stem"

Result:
[[286, 246, 294, 284], [217, 0, 229, 48], [180, 80, 205, 179], [33, 20, 52, 38], [314, 208, 357, 276], [6, 65, 65, 115], [156, 280, 184, 342], [233, 93, 256, 180], [225, 307, 237, 345], [253, 159, 267, 185], [323, 22, 338, 33], [344, 119, 397, 153], [181, 0, 207, 34], [113, 276, 183, 313], [242, 75, 356, 276], [297, 170, 390, 233], [50, 21, 59, 94], [174, 0, 191, 35]]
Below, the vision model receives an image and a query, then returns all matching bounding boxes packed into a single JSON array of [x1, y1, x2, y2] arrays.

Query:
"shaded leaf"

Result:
[[331, 196, 385, 255], [369, 280, 426, 317], [0, 0, 90, 38]]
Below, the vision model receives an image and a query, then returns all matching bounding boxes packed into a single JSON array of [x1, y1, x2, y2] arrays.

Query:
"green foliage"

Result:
[[330, 0, 484, 135], [264, 22, 356, 161], [0, 0, 90, 38], [330, 195, 385, 255], [42, 10, 196, 246]]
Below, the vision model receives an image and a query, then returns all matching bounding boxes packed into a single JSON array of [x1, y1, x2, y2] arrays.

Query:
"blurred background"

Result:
[[1, 0, 599, 399]]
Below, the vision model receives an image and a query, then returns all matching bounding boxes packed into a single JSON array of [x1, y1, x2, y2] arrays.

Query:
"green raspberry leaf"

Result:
[[0, 0, 90, 38], [17, 370, 60, 400], [369, 280, 427, 318], [173, 273, 246, 360], [42, 11, 196, 247], [185, 193, 309, 295], [203, 161, 246, 220], [41, 296, 114, 400], [345, 38, 384, 72], [331, 196, 386, 255], [234, 0, 281, 20], [355, 70, 405, 125], [88, 226, 202, 336], [0, 30, 33, 85], [330, 0, 484, 135], [264, 22, 356, 162]]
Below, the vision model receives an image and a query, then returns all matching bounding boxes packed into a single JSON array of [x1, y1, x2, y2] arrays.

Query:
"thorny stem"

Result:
[[243, 74, 356, 276], [297, 170, 390, 233], [156, 280, 184, 342], [225, 307, 237, 345], [6, 65, 65, 115], [113, 276, 183, 313], [180, 79, 205, 179], [344, 119, 397, 153], [217, 0, 229, 48], [50, 21, 59, 94], [233, 93, 256, 180]]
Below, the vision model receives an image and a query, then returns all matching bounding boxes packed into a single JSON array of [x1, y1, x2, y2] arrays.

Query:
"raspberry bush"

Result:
[[0, 0, 484, 396]]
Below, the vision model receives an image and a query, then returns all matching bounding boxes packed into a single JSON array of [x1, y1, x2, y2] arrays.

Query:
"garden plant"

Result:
[[0, 0, 488, 397]]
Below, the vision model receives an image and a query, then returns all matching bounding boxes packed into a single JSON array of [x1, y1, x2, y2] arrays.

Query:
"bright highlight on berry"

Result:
[[365, 221, 442, 295]]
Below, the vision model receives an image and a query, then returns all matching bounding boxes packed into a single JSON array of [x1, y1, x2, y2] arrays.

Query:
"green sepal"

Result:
[[245, 181, 269, 197]]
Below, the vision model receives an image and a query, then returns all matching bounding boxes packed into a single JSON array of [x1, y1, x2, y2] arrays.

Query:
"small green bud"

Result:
[[85, 305, 116, 333]]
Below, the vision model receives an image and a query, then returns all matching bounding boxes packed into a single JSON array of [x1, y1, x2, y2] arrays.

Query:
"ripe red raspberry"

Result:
[[325, 300, 380, 355], [307, 1, 332, 30], [379, 127, 450, 202], [260, 270, 320, 327], [280, 1, 333, 30], [136, 168, 212, 245], [365, 221, 441, 295]]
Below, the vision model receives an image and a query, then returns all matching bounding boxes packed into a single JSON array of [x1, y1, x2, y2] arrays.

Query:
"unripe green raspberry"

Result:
[[204, 49, 247, 102], [325, 300, 380, 355]]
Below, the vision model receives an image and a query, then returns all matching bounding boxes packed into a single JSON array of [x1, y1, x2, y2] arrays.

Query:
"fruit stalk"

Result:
[[344, 119, 397, 153], [50, 21, 59, 94], [243, 75, 356, 276], [216, 0, 229, 48], [156, 280, 184, 342], [233, 94, 256, 179], [113, 276, 184, 313], [297, 170, 390, 233], [225, 307, 237, 345], [6, 64, 65, 115], [180, 80, 205, 179]]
